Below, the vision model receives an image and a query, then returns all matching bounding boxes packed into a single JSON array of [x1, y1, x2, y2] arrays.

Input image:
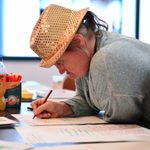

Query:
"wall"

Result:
[[3, 60, 59, 86], [2, 0, 144, 87]]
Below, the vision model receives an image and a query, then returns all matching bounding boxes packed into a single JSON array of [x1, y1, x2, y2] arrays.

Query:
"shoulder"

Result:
[[89, 51, 106, 78], [95, 31, 150, 61], [100, 31, 150, 49]]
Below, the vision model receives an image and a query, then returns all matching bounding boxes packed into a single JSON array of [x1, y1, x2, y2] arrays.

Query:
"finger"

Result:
[[34, 102, 48, 115], [36, 112, 51, 119], [30, 102, 37, 110], [31, 99, 44, 110]]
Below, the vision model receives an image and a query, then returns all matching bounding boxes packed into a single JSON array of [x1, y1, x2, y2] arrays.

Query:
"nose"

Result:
[[56, 66, 65, 74], [59, 69, 65, 74]]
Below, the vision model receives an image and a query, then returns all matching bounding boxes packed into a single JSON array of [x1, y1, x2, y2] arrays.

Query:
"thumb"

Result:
[[35, 103, 47, 115]]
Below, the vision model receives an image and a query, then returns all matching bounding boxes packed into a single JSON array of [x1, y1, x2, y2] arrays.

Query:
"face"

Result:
[[55, 36, 91, 79]]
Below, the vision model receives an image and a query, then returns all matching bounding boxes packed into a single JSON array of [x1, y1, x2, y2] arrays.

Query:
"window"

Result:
[[2, 0, 40, 58], [1, 0, 137, 58], [139, 0, 150, 44]]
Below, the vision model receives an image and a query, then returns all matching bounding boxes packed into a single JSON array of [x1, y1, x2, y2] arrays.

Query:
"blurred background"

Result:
[[0, 0, 149, 86]]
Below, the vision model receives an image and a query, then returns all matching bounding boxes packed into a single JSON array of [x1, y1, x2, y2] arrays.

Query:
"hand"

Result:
[[31, 99, 73, 119]]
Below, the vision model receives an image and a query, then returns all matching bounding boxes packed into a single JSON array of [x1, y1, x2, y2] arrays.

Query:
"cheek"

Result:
[[74, 61, 89, 77], [66, 54, 90, 77], [79, 65, 89, 75]]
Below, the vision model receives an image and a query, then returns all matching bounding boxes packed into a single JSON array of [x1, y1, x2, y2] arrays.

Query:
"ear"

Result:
[[73, 34, 85, 47]]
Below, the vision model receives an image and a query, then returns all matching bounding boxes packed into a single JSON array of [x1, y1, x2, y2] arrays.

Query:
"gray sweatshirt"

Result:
[[65, 31, 150, 123]]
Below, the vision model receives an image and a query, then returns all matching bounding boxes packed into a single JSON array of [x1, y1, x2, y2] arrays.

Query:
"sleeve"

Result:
[[101, 96, 143, 123], [64, 79, 99, 117], [90, 48, 143, 123]]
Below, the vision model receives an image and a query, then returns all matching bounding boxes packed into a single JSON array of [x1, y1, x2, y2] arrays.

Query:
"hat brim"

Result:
[[40, 7, 89, 68], [30, 4, 89, 68]]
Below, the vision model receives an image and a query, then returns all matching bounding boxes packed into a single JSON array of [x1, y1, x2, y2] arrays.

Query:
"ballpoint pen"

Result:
[[32, 89, 53, 119]]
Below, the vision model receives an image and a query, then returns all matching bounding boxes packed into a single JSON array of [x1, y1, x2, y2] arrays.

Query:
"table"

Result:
[[0, 102, 32, 143], [0, 101, 150, 149]]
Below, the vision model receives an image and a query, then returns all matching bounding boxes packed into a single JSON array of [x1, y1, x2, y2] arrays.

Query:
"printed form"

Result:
[[12, 114, 106, 126], [33, 141, 150, 150], [16, 124, 150, 144]]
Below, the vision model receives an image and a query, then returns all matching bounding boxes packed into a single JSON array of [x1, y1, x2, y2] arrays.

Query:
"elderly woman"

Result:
[[30, 4, 150, 123]]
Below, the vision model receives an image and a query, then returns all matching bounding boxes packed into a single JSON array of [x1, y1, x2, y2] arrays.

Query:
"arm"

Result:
[[31, 79, 98, 119], [64, 79, 99, 116], [31, 99, 74, 118], [101, 96, 143, 123], [90, 47, 144, 123]]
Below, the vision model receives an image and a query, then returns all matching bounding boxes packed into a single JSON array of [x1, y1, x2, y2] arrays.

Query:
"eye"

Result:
[[55, 60, 64, 67]]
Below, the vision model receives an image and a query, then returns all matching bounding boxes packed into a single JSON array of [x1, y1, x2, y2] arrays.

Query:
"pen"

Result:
[[32, 89, 53, 119], [27, 107, 33, 111]]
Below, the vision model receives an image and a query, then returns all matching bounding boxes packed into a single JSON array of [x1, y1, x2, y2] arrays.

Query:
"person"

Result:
[[30, 4, 150, 124]]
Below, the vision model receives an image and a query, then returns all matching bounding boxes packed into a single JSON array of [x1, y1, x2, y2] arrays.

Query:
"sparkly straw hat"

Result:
[[30, 4, 89, 68]]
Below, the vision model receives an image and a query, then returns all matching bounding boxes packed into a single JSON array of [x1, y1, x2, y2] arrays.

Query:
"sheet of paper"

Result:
[[36, 89, 76, 99], [16, 124, 150, 144], [0, 140, 32, 150], [0, 117, 16, 127], [22, 81, 76, 99], [12, 114, 106, 126], [33, 141, 150, 150]]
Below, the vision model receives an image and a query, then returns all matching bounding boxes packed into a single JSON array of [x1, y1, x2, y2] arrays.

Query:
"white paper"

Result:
[[0, 117, 16, 126], [22, 81, 76, 99], [16, 124, 150, 144], [36, 89, 76, 99], [33, 141, 150, 150], [12, 114, 106, 126], [0, 140, 32, 150]]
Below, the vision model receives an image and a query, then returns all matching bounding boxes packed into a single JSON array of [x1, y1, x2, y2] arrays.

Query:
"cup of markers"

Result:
[[0, 73, 22, 111]]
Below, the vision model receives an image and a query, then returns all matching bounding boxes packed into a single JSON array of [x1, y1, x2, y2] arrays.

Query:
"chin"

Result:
[[67, 74, 77, 79], [68, 75, 76, 79], [67, 72, 85, 80], [71, 75, 84, 80]]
